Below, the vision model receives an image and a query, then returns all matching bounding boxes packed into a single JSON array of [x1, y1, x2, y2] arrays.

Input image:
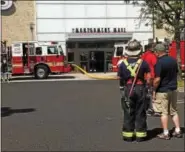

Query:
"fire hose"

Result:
[[71, 64, 118, 80]]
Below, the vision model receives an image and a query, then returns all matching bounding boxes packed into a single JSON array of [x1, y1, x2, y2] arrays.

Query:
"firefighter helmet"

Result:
[[125, 39, 142, 56]]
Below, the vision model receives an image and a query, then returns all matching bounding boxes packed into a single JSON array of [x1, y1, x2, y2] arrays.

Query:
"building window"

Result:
[[68, 52, 74, 62], [80, 52, 88, 61], [67, 42, 76, 49], [106, 51, 113, 61], [79, 43, 97, 48]]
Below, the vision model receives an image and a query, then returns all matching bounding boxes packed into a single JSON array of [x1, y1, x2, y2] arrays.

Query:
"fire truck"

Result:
[[9, 41, 71, 79], [168, 40, 185, 77], [112, 40, 185, 77]]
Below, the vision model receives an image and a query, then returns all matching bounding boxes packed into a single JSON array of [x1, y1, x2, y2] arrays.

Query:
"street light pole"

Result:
[[29, 22, 35, 41]]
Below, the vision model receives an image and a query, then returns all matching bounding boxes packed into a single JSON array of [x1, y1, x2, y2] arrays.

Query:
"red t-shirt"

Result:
[[141, 50, 157, 78]]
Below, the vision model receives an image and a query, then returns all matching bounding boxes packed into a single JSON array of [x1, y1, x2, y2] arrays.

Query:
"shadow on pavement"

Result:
[[10, 76, 75, 81], [146, 127, 185, 141], [147, 128, 163, 140], [1, 107, 36, 117]]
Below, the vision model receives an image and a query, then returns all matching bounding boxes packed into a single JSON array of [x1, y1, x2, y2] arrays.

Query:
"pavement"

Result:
[[1, 80, 184, 151], [6, 73, 111, 83]]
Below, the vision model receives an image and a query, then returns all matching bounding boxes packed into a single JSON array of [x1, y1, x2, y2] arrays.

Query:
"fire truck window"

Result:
[[36, 47, 42, 55], [47, 46, 58, 54], [116, 47, 123, 56]]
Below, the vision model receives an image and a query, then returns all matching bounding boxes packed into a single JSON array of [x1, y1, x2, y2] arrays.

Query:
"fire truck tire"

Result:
[[34, 65, 49, 79]]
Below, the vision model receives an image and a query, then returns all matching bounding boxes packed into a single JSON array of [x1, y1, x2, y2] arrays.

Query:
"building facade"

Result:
[[35, 1, 153, 53], [35, 1, 155, 72], [1, 0, 36, 45]]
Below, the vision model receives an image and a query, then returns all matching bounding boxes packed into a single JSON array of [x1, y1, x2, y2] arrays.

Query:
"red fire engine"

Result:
[[168, 40, 185, 76], [112, 40, 185, 77], [10, 41, 71, 79]]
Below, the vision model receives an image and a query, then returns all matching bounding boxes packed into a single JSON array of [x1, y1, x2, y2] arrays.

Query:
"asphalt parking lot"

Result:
[[1, 80, 184, 151]]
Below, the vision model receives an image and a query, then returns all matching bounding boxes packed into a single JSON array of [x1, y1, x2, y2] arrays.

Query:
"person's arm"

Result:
[[144, 61, 151, 85], [117, 63, 124, 79], [153, 61, 162, 99]]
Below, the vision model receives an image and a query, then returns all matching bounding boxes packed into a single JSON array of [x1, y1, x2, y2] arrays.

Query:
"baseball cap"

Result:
[[154, 43, 166, 52]]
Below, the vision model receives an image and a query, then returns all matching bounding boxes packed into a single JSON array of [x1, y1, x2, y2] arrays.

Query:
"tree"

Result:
[[125, 0, 185, 57]]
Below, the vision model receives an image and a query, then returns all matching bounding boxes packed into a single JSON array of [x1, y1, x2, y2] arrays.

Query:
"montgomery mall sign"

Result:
[[72, 27, 126, 33], [1, 0, 13, 11]]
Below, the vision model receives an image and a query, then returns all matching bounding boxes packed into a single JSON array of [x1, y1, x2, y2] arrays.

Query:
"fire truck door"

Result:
[[12, 43, 24, 74], [46, 46, 64, 72]]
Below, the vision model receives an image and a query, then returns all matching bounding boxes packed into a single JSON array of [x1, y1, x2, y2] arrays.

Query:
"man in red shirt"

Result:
[[142, 43, 157, 78], [142, 43, 159, 116]]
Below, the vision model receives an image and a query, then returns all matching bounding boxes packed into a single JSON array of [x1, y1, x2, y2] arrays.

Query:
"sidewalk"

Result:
[[63, 72, 117, 79]]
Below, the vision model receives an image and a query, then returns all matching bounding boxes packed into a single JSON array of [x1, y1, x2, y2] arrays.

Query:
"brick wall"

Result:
[[1, 1, 36, 45]]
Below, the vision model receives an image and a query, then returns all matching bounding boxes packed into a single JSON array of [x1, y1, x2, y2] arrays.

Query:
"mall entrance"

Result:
[[79, 49, 112, 73], [67, 41, 114, 73], [66, 37, 131, 72]]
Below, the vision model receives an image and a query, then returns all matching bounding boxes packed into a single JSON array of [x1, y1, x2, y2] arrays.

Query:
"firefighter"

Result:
[[1, 56, 9, 83], [118, 39, 151, 142]]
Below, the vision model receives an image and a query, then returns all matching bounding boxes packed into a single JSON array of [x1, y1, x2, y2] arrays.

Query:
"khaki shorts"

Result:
[[153, 90, 178, 116]]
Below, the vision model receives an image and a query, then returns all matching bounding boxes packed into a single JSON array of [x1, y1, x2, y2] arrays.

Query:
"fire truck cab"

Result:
[[112, 42, 128, 72], [11, 41, 71, 79], [112, 41, 146, 72]]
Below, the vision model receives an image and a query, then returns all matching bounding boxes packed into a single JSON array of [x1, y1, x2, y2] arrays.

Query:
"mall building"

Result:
[[1, 1, 171, 72]]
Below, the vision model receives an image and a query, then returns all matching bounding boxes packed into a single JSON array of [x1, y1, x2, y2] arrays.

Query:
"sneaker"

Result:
[[172, 131, 183, 138], [157, 133, 170, 140]]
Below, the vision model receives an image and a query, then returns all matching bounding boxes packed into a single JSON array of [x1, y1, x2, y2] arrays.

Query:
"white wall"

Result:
[[36, 1, 153, 44]]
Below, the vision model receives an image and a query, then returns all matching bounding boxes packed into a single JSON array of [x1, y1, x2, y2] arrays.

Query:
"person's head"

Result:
[[154, 43, 167, 57], [125, 39, 142, 57], [147, 43, 154, 52]]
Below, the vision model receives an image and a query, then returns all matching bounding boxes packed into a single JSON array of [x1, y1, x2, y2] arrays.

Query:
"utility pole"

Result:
[[152, 2, 155, 41]]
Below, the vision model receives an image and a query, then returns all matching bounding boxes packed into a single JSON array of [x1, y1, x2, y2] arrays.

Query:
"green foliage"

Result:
[[125, 0, 185, 41]]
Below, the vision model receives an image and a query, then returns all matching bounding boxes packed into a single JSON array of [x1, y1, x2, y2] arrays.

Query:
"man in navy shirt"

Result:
[[153, 43, 182, 140], [118, 39, 151, 142]]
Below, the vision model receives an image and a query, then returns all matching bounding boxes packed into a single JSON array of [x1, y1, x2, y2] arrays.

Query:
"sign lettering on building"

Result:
[[72, 27, 126, 33], [1, 0, 13, 11]]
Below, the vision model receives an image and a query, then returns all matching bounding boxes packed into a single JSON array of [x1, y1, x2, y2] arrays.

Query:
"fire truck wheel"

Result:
[[35, 65, 49, 79]]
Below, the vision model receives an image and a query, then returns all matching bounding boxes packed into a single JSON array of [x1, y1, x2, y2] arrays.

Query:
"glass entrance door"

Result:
[[105, 51, 113, 72], [89, 51, 105, 73]]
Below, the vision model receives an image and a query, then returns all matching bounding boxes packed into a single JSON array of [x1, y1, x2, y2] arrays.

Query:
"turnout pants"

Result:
[[121, 85, 147, 140]]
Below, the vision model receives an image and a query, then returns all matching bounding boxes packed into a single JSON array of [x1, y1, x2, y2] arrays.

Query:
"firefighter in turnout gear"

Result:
[[118, 39, 151, 142]]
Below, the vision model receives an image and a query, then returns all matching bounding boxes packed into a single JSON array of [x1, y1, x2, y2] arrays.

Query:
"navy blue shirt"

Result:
[[155, 55, 178, 92], [118, 58, 150, 82]]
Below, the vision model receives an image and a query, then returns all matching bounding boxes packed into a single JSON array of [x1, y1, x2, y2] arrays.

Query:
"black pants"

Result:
[[121, 85, 147, 139], [90, 60, 96, 72]]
